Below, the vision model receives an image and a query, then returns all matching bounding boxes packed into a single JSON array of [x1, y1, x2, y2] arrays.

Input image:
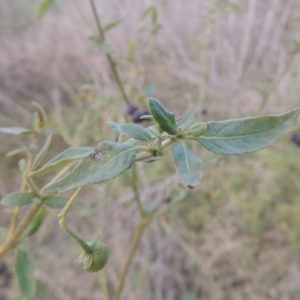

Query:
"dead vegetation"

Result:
[[1, 0, 300, 299]]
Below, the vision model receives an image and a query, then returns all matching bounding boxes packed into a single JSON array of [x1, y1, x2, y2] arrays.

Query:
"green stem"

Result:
[[0, 204, 42, 261], [57, 186, 91, 254], [131, 164, 144, 216], [89, 0, 130, 105], [114, 218, 150, 300]]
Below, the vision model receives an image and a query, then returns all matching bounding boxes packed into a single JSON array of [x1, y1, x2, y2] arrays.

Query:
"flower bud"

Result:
[[76, 237, 109, 272], [184, 122, 207, 138]]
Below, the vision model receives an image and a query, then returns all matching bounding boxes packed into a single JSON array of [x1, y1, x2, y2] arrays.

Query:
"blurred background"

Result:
[[1, 0, 300, 299]]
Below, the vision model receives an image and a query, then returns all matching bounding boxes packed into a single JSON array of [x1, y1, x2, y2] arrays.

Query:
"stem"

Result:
[[70, 0, 94, 30], [45, 163, 76, 188], [90, 0, 130, 105], [131, 164, 144, 216], [0, 204, 41, 261], [135, 137, 176, 162], [260, 48, 299, 111], [6, 152, 35, 241], [114, 218, 150, 300], [57, 187, 91, 254]]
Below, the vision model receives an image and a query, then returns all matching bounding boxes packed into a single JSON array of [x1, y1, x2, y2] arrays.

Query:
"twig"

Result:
[[114, 217, 150, 300], [90, 0, 130, 105]]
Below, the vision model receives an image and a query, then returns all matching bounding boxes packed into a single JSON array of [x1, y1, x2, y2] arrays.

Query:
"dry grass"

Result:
[[1, 0, 300, 299]]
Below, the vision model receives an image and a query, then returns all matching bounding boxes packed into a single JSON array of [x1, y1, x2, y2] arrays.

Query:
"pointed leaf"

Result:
[[45, 195, 81, 209], [6, 148, 27, 157], [43, 142, 138, 193], [32, 102, 47, 130], [25, 208, 47, 236], [15, 249, 36, 300], [148, 98, 177, 134], [31, 135, 52, 171], [195, 108, 300, 155], [38, 0, 55, 19], [103, 19, 123, 32], [184, 122, 207, 138], [140, 5, 155, 20], [1, 191, 35, 207], [148, 125, 168, 138], [176, 107, 196, 130], [121, 123, 152, 141], [29, 147, 94, 177], [107, 121, 123, 137], [0, 127, 33, 136], [172, 141, 203, 188]]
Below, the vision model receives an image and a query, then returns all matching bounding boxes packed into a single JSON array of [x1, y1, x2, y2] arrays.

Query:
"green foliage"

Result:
[[15, 249, 36, 300], [37, 0, 55, 19], [29, 147, 94, 177], [194, 108, 300, 155], [31, 135, 52, 171], [148, 98, 177, 134], [176, 107, 196, 130], [120, 123, 152, 142], [1, 2, 300, 298], [103, 19, 123, 32], [45, 195, 81, 209], [25, 208, 47, 236], [0, 127, 33, 136], [1, 191, 35, 207], [172, 141, 202, 188], [43, 142, 138, 193]]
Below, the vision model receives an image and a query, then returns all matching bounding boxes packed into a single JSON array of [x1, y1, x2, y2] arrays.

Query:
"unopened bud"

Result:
[[76, 237, 109, 272], [184, 122, 207, 138]]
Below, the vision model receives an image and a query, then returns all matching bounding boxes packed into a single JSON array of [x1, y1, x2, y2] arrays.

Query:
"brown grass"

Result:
[[1, 0, 300, 299]]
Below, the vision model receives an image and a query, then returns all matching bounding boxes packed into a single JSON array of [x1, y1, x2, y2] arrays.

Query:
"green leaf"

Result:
[[151, 6, 158, 26], [107, 121, 123, 137], [6, 148, 27, 157], [184, 122, 207, 138], [100, 42, 113, 54], [195, 107, 300, 155], [140, 5, 155, 20], [32, 101, 47, 130], [31, 135, 52, 171], [29, 147, 94, 177], [148, 98, 177, 135], [18, 159, 27, 172], [15, 249, 36, 300], [0, 127, 33, 136], [42, 142, 138, 193], [38, 0, 55, 19], [103, 19, 123, 32], [1, 191, 35, 207], [121, 123, 152, 141], [148, 125, 168, 138], [176, 107, 196, 130], [45, 195, 81, 209], [25, 208, 47, 236], [172, 141, 203, 188]]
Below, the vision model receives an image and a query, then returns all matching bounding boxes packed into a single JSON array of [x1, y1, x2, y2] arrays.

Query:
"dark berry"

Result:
[[291, 132, 300, 146], [132, 110, 150, 123], [162, 196, 172, 204], [126, 104, 138, 115], [201, 108, 208, 115]]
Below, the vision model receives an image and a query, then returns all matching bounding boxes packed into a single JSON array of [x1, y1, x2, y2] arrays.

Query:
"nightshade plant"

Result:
[[0, 98, 299, 299], [1, 1, 300, 299]]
